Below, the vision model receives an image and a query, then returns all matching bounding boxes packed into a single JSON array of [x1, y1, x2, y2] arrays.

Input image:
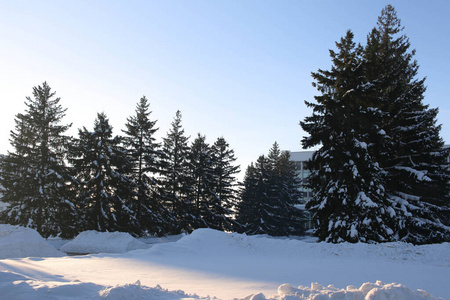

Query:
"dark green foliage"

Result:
[[0, 82, 77, 238], [187, 135, 240, 231], [274, 150, 305, 236], [210, 137, 240, 231], [301, 5, 450, 244], [69, 113, 135, 233], [1, 83, 245, 237], [122, 96, 174, 236], [159, 110, 193, 233], [363, 5, 450, 244], [236, 142, 303, 236], [236, 158, 269, 234], [188, 134, 214, 228], [301, 31, 397, 243]]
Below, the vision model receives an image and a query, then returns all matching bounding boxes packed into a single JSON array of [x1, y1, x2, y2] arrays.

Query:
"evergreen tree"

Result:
[[236, 156, 272, 235], [276, 150, 305, 236], [122, 96, 171, 236], [301, 31, 397, 243], [364, 5, 450, 243], [236, 143, 303, 236], [188, 134, 214, 228], [70, 112, 135, 233], [210, 137, 240, 231], [0, 82, 76, 238], [159, 110, 192, 233], [235, 162, 259, 233]]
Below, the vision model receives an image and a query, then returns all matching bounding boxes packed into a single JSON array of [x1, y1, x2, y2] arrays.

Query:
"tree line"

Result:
[[0, 87, 245, 237], [0, 83, 304, 238]]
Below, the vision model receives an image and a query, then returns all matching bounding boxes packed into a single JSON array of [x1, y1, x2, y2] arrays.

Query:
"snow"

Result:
[[60, 230, 150, 254], [276, 281, 439, 300], [394, 166, 432, 182], [0, 227, 448, 299], [0, 224, 65, 259], [0, 200, 7, 212]]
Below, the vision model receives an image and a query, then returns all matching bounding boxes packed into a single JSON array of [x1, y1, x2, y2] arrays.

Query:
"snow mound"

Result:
[[0, 224, 65, 259], [171, 228, 449, 266], [60, 230, 150, 254], [268, 280, 441, 300], [0, 272, 441, 300], [97, 281, 210, 299], [0, 272, 211, 300]]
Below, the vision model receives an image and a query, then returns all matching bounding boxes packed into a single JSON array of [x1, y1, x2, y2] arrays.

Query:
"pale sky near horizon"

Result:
[[1, 1, 449, 179]]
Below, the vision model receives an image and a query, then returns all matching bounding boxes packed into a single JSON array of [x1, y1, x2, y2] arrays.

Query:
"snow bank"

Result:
[[0, 272, 210, 300], [0, 224, 64, 259], [0, 228, 448, 299], [60, 230, 150, 254], [0, 272, 440, 300], [98, 281, 209, 299], [270, 280, 440, 300], [171, 228, 450, 266]]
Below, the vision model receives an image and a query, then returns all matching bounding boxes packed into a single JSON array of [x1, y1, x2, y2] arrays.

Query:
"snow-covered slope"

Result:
[[0, 228, 448, 299]]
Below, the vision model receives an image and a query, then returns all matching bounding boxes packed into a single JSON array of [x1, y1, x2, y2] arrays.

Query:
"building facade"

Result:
[[288, 150, 314, 230]]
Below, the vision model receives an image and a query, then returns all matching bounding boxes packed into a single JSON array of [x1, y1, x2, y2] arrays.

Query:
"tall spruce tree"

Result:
[[210, 137, 240, 231], [364, 5, 450, 243], [122, 96, 172, 236], [275, 150, 305, 236], [188, 134, 214, 228], [236, 142, 303, 236], [0, 82, 76, 238], [159, 110, 192, 233], [301, 31, 397, 243], [265, 142, 303, 236], [70, 112, 135, 233], [236, 156, 272, 235]]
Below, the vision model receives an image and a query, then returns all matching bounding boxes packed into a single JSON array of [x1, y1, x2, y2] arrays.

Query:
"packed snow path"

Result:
[[0, 227, 448, 299]]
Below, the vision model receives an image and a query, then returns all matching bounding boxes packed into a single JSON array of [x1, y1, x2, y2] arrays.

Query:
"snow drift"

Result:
[[0, 274, 441, 300], [60, 230, 150, 254], [272, 280, 440, 300], [0, 228, 448, 299], [0, 224, 64, 259]]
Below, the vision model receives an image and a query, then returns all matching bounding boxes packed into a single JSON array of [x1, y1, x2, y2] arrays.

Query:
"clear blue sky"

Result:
[[1, 1, 449, 179]]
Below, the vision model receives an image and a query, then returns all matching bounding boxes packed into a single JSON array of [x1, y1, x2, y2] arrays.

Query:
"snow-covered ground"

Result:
[[0, 225, 448, 299]]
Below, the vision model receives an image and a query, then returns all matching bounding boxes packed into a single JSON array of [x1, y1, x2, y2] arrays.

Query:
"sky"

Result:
[[1, 0, 449, 179]]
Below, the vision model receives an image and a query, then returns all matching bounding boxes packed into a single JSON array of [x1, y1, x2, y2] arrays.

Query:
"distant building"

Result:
[[288, 150, 314, 230], [289, 151, 314, 204]]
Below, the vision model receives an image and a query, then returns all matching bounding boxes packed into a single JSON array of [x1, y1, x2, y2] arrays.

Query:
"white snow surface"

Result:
[[0, 224, 65, 259], [60, 230, 150, 254], [0, 227, 448, 299]]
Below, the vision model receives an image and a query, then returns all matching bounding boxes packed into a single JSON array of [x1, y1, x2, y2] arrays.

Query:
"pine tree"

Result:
[[276, 150, 305, 236], [70, 112, 135, 233], [236, 143, 303, 236], [0, 82, 76, 238], [301, 31, 397, 243], [159, 110, 192, 233], [122, 96, 171, 236], [188, 134, 214, 228], [236, 156, 272, 235], [210, 137, 240, 231], [364, 5, 450, 243], [235, 162, 259, 233]]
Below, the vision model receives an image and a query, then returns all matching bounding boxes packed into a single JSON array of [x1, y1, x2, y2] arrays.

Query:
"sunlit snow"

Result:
[[0, 225, 448, 299]]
